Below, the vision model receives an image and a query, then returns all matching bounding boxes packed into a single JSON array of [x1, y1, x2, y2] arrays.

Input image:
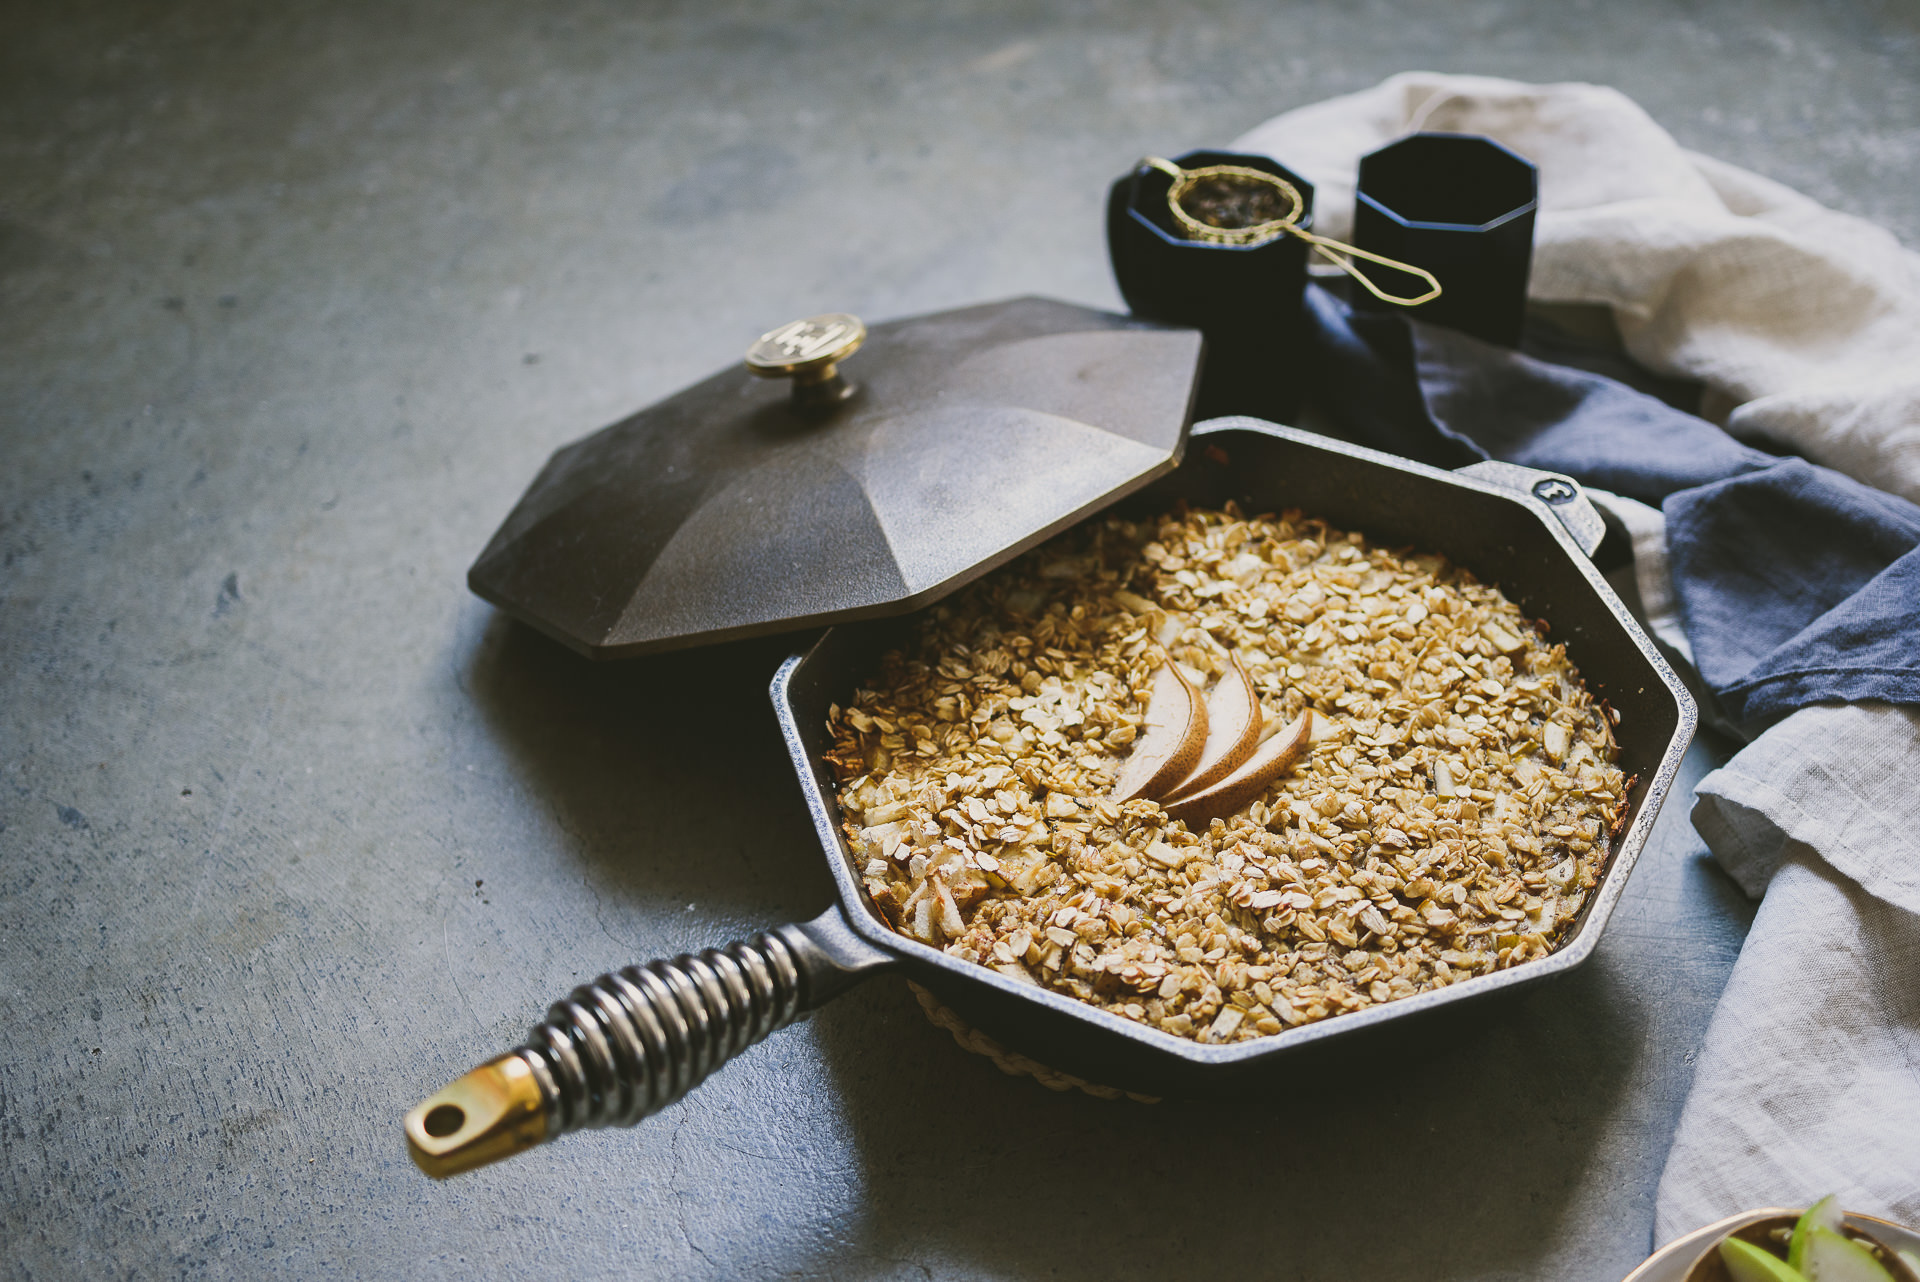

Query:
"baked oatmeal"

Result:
[[826, 505, 1629, 1044]]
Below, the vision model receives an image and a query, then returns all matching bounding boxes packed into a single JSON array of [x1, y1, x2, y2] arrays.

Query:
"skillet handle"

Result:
[[403, 907, 892, 1177], [1451, 460, 1605, 560], [1453, 459, 1608, 559]]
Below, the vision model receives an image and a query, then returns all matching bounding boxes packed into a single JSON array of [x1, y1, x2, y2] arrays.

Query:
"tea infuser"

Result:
[[1140, 156, 1442, 306]]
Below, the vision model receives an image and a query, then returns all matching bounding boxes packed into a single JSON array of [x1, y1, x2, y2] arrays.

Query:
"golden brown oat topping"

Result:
[[827, 505, 1627, 1044]]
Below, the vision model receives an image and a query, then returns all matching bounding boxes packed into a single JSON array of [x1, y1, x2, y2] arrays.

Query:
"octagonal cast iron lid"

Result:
[[469, 296, 1205, 658]]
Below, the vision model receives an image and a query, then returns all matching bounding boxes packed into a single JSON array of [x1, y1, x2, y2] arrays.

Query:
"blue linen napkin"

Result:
[[1293, 284, 1920, 735], [1665, 465, 1920, 727]]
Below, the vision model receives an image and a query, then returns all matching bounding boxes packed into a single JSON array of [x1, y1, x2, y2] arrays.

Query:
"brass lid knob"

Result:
[[745, 313, 865, 408]]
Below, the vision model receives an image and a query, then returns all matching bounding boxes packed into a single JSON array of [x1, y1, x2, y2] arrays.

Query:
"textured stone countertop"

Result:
[[3, 2, 1915, 1277]]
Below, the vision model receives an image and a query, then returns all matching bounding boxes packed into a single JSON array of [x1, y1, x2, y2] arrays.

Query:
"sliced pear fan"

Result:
[[1109, 660, 1208, 803], [1164, 712, 1311, 826], [1162, 653, 1264, 802]]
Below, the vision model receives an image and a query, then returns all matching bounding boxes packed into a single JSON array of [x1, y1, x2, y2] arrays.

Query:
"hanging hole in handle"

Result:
[[404, 1052, 549, 1178], [422, 1104, 466, 1138]]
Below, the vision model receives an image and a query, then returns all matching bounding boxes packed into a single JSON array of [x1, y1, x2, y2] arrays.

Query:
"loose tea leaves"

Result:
[[1178, 173, 1295, 232]]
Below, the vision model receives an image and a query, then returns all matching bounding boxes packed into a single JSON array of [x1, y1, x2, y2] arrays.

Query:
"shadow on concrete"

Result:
[[459, 612, 840, 923], [803, 954, 1643, 1280]]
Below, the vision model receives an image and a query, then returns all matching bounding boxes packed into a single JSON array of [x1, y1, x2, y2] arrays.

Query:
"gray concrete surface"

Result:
[[3, 2, 1915, 1277]]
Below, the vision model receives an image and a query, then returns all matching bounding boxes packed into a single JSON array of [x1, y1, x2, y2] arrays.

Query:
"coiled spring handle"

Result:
[[404, 909, 886, 1176]]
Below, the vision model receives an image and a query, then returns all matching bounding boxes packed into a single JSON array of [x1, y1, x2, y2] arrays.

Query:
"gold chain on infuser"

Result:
[[1141, 157, 1442, 307]]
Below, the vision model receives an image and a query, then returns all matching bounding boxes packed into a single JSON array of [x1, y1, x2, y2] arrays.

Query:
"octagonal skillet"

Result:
[[405, 419, 1696, 1177]]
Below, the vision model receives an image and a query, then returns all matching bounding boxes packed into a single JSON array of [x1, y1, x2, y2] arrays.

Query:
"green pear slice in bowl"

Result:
[[1164, 712, 1311, 826], [1110, 660, 1208, 804], [1721, 1237, 1813, 1282], [1161, 653, 1264, 803], [1794, 1198, 1847, 1272], [1803, 1228, 1900, 1282], [1685, 1213, 1919, 1282]]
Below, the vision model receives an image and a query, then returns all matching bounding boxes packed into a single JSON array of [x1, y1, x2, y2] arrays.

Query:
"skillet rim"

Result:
[[771, 418, 1698, 1070]]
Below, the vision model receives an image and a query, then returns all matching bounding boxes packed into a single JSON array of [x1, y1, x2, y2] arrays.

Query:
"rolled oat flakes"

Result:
[[827, 506, 1627, 1045]]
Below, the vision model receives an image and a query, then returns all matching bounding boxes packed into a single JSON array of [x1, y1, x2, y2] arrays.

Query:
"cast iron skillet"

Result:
[[404, 418, 1696, 1174]]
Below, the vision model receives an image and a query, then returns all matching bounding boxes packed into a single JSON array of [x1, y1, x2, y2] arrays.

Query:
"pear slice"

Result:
[[1164, 712, 1310, 826], [1161, 654, 1265, 802], [1719, 1238, 1809, 1282], [1110, 660, 1208, 804], [1792, 1197, 1846, 1272], [1803, 1229, 1898, 1282]]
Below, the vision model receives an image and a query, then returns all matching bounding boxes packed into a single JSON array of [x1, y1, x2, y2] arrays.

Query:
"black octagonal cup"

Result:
[[1107, 149, 1314, 422], [1352, 132, 1538, 348]]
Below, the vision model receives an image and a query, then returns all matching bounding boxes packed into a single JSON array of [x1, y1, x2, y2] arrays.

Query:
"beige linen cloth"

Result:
[[1235, 71, 1920, 506], [1234, 74, 1920, 1240]]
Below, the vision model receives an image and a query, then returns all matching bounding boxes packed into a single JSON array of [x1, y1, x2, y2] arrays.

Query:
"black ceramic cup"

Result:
[[1106, 149, 1314, 423], [1351, 132, 1538, 348]]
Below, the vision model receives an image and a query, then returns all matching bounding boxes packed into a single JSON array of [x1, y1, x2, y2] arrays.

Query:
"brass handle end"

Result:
[[403, 1052, 549, 1178]]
